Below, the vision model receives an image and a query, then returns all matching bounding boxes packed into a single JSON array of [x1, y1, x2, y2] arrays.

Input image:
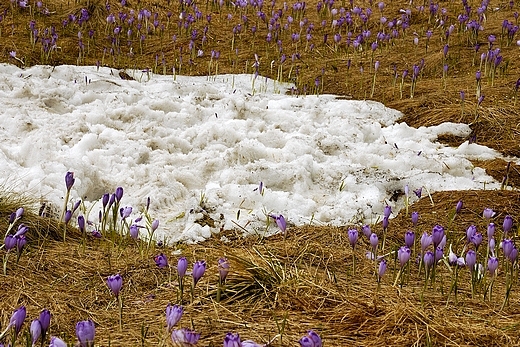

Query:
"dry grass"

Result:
[[1, 0, 520, 346]]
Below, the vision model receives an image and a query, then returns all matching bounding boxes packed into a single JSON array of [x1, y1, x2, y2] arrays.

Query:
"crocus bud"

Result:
[[465, 250, 477, 271], [120, 206, 132, 219], [218, 257, 230, 282], [14, 224, 28, 237], [165, 304, 183, 331], [471, 233, 483, 248], [10, 306, 26, 336], [130, 224, 139, 240], [73, 200, 82, 213], [382, 216, 389, 230], [115, 187, 124, 202], [378, 259, 387, 279], [30, 319, 42, 345], [488, 256, 498, 274], [4, 234, 17, 250], [487, 223, 495, 239], [171, 328, 200, 346], [362, 224, 371, 238], [370, 233, 379, 251], [476, 70, 481, 82], [106, 274, 123, 297], [64, 210, 72, 224], [455, 200, 463, 213], [275, 214, 287, 234], [448, 246, 458, 265], [50, 336, 67, 347], [65, 171, 75, 191], [348, 228, 358, 249], [411, 211, 419, 226], [413, 188, 422, 198], [16, 235, 26, 253], [398, 246, 411, 267], [423, 251, 434, 269], [431, 225, 445, 247], [76, 320, 95, 347], [154, 253, 168, 268], [383, 205, 392, 218], [503, 215, 513, 234], [102, 193, 110, 208], [404, 231, 415, 248], [420, 232, 432, 252], [177, 257, 188, 278], [192, 260, 206, 285], [15, 207, 24, 219], [39, 309, 51, 333], [9, 212, 15, 224], [151, 219, 160, 232]]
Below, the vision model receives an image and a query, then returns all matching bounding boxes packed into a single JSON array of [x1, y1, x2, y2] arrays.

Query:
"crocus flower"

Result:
[[488, 256, 498, 275], [4, 234, 16, 250], [78, 215, 85, 233], [151, 219, 160, 232], [130, 224, 139, 239], [487, 223, 495, 239], [155, 253, 168, 268], [382, 216, 389, 230], [192, 261, 206, 285], [369, 233, 378, 251], [483, 208, 495, 219], [503, 239, 514, 258], [115, 187, 124, 202], [10, 306, 26, 336], [273, 214, 287, 234], [431, 225, 444, 247], [218, 257, 230, 282], [383, 205, 392, 218], [413, 187, 422, 198], [30, 319, 42, 345], [471, 233, 483, 248], [65, 172, 75, 191], [166, 304, 183, 331], [64, 210, 72, 224], [423, 251, 434, 269], [503, 215, 513, 234], [91, 230, 102, 238], [76, 320, 95, 347], [508, 247, 518, 263], [420, 232, 432, 252], [299, 330, 322, 347], [50, 336, 67, 347], [378, 259, 387, 279], [455, 200, 463, 214], [361, 224, 371, 238], [15, 207, 24, 219], [177, 257, 188, 278], [465, 250, 477, 271], [348, 228, 358, 249], [404, 231, 415, 248], [106, 274, 123, 297], [398, 246, 411, 268], [120, 206, 132, 219], [224, 332, 241, 347], [171, 328, 200, 346], [448, 246, 458, 265], [39, 309, 51, 336]]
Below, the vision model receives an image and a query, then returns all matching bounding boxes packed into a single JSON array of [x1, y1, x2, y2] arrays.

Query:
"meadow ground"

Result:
[[1, 0, 520, 346]]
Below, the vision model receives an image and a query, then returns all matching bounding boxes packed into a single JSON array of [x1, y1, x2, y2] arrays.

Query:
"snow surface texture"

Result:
[[0, 64, 504, 243]]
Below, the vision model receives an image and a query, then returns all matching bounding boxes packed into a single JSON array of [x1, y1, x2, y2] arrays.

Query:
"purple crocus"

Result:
[[465, 250, 477, 271], [65, 171, 75, 191], [130, 224, 139, 239], [362, 224, 371, 238], [39, 309, 51, 337], [50, 336, 67, 347], [487, 223, 495, 240], [151, 219, 160, 232], [455, 200, 463, 214], [503, 215, 513, 235], [299, 330, 322, 347], [398, 246, 411, 267], [106, 274, 123, 297], [483, 208, 495, 219], [218, 257, 230, 282], [404, 230, 415, 248], [177, 257, 188, 278], [171, 328, 200, 346], [76, 320, 95, 347], [154, 253, 168, 268], [423, 251, 434, 269], [78, 215, 85, 233], [348, 228, 358, 249], [431, 225, 445, 248], [4, 234, 17, 250], [382, 216, 389, 230], [10, 306, 26, 336], [488, 256, 498, 275], [378, 259, 387, 280], [192, 260, 206, 285], [383, 205, 392, 218], [30, 319, 42, 345], [165, 303, 183, 331], [420, 232, 432, 252], [115, 187, 124, 202], [370, 233, 379, 251], [224, 332, 241, 347]]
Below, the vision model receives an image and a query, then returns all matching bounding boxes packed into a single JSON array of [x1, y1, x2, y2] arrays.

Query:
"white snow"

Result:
[[0, 63, 505, 243]]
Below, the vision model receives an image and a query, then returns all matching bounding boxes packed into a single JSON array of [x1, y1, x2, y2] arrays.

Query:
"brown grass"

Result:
[[1, 0, 520, 346]]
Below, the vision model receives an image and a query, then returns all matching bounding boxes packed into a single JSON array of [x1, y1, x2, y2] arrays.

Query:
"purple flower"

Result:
[[382, 216, 389, 230], [465, 250, 477, 271], [166, 304, 183, 331], [76, 320, 95, 347], [65, 171, 75, 191], [15, 207, 24, 219], [30, 319, 42, 345], [9, 306, 26, 336], [299, 330, 322, 347], [78, 215, 85, 233], [271, 214, 287, 234], [488, 256, 498, 275], [404, 230, 415, 248], [378, 259, 387, 279], [224, 332, 241, 347], [154, 253, 168, 268], [413, 187, 422, 198], [39, 309, 51, 333], [151, 219, 160, 232], [448, 247, 458, 265], [115, 187, 124, 202], [455, 200, 463, 214], [91, 230, 102, 238], [423, 251, 434, 269], [177, 257, 188, 278], [383, 205, 392, 218], [50, 337, 67, 347], [503, 215, 513, 234], [411, 212, 419, 226], [171, 328, 200, 346], [130, 224, 139, 239], [102, 193, 110, 208], [483, 208, 495, 219], [369, 233, 379, 251], [106, 274, 123, 297], [192, 260, 206, 285], [471, 233, 483, 248], [420, 232, 432, 252], [218, 257, 230, 282], [348, 229, 358, 249], [487, 223, 495, 240], [431, 225, 445, 248], [362, 224, 371, 238], [4, 234, 17, 250], [398, 246, 411, 268], [120, 206, 132, 219], [466, 225, 477, 242], [64, 210, 72, 224]]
